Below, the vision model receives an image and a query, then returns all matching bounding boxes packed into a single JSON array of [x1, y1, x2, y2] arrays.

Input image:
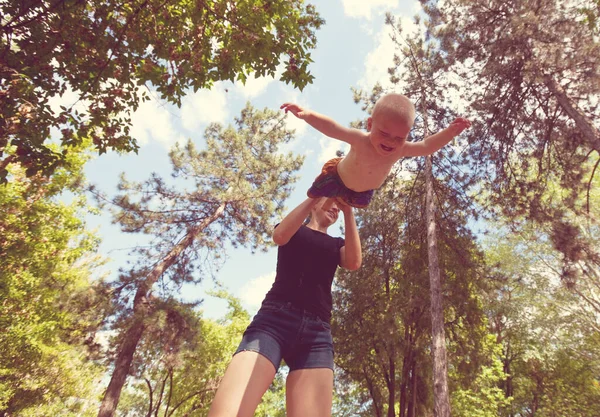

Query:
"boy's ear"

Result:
[[367, 117, 372, 132]]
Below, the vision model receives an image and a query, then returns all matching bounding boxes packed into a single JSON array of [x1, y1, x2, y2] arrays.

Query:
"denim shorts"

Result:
[[234, 300, 334, 371]]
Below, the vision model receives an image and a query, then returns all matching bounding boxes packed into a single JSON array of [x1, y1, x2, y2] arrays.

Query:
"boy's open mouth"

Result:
[[381, 144, 394, 152]]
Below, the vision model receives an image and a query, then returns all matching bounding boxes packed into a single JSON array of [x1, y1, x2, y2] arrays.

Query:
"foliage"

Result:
[[482, 210, 600, 417], [0, 0, 324, 182], [102, 103, 305, 292], [420, 0, 600, 262], [450, 334, 510, 417], [116, 290, 287, 416], [0, 143, 109, 415], [340, 11, 500, 415], [579, 0, 600, 34], [333, 172, 492, 417]]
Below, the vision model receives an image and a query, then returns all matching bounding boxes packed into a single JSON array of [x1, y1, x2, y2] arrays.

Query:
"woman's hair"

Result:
[[305, 199, 324, 225], [303, 212, 312, 225]]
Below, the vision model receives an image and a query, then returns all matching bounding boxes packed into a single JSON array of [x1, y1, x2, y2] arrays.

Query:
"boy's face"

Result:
[[367, 110, 413, 157]]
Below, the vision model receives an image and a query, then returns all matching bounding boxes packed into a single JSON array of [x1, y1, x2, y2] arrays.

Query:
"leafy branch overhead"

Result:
[[0, 0, 324, 182]]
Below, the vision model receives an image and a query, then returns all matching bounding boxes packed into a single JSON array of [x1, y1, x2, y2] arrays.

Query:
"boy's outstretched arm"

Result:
[[281, 103, 364, 145], [401, 117, 471, 157]]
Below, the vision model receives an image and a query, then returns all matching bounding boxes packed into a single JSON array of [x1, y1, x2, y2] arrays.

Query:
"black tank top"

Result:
[[263, 225, 345, 322]]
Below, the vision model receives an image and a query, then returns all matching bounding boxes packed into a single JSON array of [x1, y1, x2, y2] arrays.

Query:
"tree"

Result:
[[344, 10, 512, 415], [94, 104, 304, 416], [334, 178, 433, 417], [578, 0, 600, 34], [482, 220, 600, 417], [388, 15, 465, 417], [0, 0, 324, 182], [333, 171, 495, 417], [0, 143, 109, 415], [471, 158, 599, 416], [420, 0, 600, 264], [117, 290, 287, 417]]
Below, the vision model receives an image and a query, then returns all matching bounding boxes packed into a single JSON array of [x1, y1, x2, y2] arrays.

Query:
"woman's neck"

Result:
[[306, 220, 329, 234]]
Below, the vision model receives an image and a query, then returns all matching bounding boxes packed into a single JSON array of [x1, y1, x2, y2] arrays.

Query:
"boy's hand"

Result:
[[281, 103, 310, 120], [447, 117, 471, 136]]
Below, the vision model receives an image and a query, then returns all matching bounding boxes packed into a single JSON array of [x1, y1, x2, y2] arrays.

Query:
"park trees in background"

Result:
[[116, 291, 287, 417], [346, 11, 486, 416], [482, 219, 600, 417], [0, 143, 110, 416], [333, 174, 504, 417], [420, 0, 600, 276], [94, 104, 304, 416], [0, 0, 323, 182], [480, 160, 600, 417], [336, 0, 600, 413]]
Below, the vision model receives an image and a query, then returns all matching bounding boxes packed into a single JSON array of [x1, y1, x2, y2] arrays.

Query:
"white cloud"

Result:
[[342, 0, 399, 20], [317, 135, 349, 164], [357, 16, 419, 91], [48, 87, 89, 117], [181, 86, 228, 132], [234, 63, 284, 99], [358, 25, 396, 90], [239, 272, 276, 308], [47, 82, 180, 148], [234, 74, 274, 99], [283, 112, 309, 138], [129, 94, 178, 147]]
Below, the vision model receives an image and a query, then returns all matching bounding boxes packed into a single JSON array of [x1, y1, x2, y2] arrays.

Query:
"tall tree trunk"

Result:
[[98, 203, 227, 417], [399, 339, 410, 417], [388, 350, 396, 417], [407, 35, 452, 415], [364, 368, 383, 417], [425, 154, 451, 417], [384, 268, 396, 417], [504, 341, 514, 416], [542, 73, 600, 152], [400, 326, 415, 417], [407, 359, 417, 417], [97, 309, 147, 417]]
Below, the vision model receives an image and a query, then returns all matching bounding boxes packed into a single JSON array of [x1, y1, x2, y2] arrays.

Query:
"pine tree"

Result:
[[420, 0, 600, 275], [94, 104, 303, 416]]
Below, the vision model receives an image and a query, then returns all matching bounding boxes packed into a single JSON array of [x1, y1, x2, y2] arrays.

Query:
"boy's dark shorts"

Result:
[[307, 157, 374, 208], [234, 301, 334, 372]]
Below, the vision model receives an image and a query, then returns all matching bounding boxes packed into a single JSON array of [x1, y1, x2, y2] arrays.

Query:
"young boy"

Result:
[[281, 93, 471, 208]]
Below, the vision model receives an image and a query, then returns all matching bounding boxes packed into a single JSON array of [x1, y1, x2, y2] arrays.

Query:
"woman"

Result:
[[208, 197, 361, 417]]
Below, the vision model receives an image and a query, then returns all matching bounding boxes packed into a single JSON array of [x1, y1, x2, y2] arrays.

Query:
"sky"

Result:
[[79, 0, 423, 319]]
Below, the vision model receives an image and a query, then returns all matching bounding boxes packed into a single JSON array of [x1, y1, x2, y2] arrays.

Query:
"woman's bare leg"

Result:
[[207, 351, 277, 417], [286, 368, 334, 417]]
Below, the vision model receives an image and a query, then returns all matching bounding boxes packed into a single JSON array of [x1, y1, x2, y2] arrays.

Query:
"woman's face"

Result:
[[312, 199, 340, 227]]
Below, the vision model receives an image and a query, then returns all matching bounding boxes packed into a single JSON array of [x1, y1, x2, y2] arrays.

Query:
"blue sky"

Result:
[[76, 0, 423, 319]]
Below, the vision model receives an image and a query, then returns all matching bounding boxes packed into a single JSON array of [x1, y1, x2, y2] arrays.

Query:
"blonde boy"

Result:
[[281, 93, 471, 208]]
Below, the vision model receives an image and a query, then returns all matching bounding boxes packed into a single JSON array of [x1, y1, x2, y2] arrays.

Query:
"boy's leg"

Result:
[[207, 351, 277, 417], [307, 158, 343, 201], [286, 368, 334, 417]]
